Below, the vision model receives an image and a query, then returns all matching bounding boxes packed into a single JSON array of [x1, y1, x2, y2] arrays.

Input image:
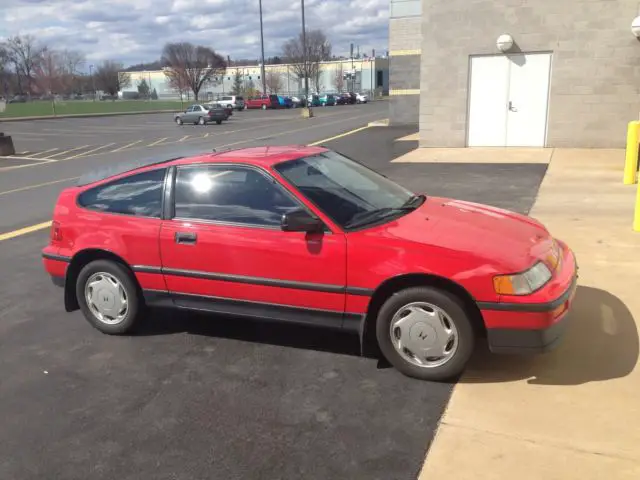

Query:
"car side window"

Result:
[[173, 165, 300, 227], [77, 168, 167, 218]]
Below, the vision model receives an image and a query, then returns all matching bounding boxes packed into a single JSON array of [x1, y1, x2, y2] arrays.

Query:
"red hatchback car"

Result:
[[42, 146, 578, 381]]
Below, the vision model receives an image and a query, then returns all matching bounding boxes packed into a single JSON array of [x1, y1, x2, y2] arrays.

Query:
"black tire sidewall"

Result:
[[76, 260, 140, 335], [375, 287, 474, 382]]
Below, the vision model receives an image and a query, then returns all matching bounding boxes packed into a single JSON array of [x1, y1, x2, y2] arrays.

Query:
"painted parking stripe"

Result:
[[64, 143, 116, 160], [110, 140, 142, 152], [0, 221, 52, 242], [147, 137, 169, 147], [24, 148, 58, 158], [0, 176, 79, 197], [42, 145, 91, 159]]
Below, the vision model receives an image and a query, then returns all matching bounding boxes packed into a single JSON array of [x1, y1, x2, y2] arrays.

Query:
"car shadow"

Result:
[[134, 308, 393, 370], [462, 286, 639, 385]]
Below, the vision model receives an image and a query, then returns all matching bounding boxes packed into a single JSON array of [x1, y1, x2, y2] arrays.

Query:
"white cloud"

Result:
[[1, 0, 389, 66]]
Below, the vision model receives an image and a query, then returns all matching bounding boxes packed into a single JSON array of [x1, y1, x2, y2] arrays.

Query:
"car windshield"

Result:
[[274, 151, 423, 230]]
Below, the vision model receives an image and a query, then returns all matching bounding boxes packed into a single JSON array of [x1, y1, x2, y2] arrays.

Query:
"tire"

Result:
[[227, 104, 233, 109], [76, 259, 142, 335], [175, 117, 183, 125], [375, 286, 474, 382], [216, 119, 222, 125], [198, 116, 205, 125], [261, 104, 267, 110]]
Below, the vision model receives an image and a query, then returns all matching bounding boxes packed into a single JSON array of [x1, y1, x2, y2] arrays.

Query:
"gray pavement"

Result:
[[0, 113, 549, 480]]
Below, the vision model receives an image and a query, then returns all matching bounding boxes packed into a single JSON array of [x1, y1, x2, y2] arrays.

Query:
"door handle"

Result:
[[508, 101, 518, 112], [175, 231, 197, 244]]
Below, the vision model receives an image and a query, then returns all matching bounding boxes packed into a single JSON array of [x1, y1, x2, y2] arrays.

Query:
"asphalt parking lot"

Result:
[[0, 108, 550, 480]]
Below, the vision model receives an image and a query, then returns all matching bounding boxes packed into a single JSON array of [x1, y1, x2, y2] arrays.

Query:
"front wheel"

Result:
[[375, 286, 475, 382], [216, 119, 222, 125], [261, 104, 267, 110], [76, 260, 142, 335], [175, 117, 183, 125]]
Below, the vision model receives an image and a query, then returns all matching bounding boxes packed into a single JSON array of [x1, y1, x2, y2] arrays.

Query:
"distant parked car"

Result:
[[245, 95, 273, 110], [290, 96, 307, 108], [174, 104, 228, 125], [307, 94, 322, 107], [356, 93, 368, 104], [100, 95, 118, 101], [277, 96, 294, 108], [318, 94, 336, 107], [213, 95, 245, 111]]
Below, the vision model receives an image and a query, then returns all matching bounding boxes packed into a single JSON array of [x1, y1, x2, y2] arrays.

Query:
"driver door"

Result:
[[159, 163, 349, 327]]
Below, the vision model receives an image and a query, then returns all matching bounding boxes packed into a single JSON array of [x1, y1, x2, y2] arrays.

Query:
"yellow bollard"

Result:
[[634, 176, 640, 232], [624, 120, 640, 185]]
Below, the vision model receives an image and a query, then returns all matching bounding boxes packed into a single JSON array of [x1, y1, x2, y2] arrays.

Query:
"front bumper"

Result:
[[485, 273, 577, 353], [481, 243, 578, 354]]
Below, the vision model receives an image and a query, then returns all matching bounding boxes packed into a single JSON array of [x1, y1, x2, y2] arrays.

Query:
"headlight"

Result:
[[493, 262, 552, 295]]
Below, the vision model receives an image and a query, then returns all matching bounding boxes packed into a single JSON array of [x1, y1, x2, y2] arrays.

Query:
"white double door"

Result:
[[467, 53, 552, 147]]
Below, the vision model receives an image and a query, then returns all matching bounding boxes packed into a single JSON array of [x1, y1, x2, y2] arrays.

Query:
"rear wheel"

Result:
[[261, 104, 267, 110], [375, 286, 474, 382], [76, 260, 142, 335], [198, 116, 205, 125], [216, 119, 222, 125]]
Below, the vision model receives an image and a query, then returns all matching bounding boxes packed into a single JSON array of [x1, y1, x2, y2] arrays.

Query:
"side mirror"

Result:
[[281, 209, 324, 233]]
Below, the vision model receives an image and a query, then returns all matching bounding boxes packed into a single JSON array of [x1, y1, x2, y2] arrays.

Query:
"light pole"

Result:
[[259, 0, 267, 95], [89, 64, 96, 101], [301, 0, 312, 117]]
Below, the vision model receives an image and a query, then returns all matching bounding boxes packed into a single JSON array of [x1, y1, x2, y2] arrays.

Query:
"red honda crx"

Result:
[[42, 146, 578, 381]]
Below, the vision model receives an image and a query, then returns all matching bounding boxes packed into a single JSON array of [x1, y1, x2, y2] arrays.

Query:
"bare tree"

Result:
[[94, 60, 131, 96], [165, 65, 190, 101], [161, 42, 226, 101], [60, 49, 85, 94], [265, 71, 283, 94], [4, 34, 46, 95], [0, 45, 11, 98], [333, 65, 344, 92], [33, 49, 64, 95], [282, 29, 331, 94]]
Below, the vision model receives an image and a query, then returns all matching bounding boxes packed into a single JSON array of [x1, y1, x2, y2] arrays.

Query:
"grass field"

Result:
[[0, 100, 187, 118]]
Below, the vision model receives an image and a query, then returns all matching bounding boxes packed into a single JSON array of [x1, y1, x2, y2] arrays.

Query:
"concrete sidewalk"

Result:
[[416, 148, 640, 479]]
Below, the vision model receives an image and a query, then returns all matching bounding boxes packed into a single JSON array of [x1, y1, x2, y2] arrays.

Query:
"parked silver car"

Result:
[[174, 104, 228, 126]]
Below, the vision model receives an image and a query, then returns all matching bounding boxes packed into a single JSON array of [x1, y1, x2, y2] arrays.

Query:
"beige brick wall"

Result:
[[419, 0, 640, 148], [390, 17, 422, 52], [389, 16, 422, 124]]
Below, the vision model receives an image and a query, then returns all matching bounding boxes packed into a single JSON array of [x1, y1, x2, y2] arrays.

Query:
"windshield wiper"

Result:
[[401, 194, 426, 208], [346, 195, 425, 229]]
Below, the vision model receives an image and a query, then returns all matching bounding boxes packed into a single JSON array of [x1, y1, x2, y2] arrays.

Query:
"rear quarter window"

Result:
[[77, 168, 167, 218]]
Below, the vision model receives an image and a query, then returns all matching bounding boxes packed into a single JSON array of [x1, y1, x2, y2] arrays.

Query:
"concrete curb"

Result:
[[0, 109, 181, 122]]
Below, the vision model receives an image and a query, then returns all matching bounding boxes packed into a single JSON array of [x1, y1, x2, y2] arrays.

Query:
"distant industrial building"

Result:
[[121, 58, 389, 101], [389, 0, 640, 148]]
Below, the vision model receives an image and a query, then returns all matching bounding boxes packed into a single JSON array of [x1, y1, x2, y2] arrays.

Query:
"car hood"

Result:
[[376, 196, 552, 271]]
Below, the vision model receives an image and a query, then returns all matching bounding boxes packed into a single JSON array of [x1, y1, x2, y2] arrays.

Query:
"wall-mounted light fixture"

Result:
[[496, 34, 514, 52], [632, 16, 640, 37]]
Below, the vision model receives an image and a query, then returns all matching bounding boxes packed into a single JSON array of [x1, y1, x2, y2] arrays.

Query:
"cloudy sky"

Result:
[[1, 0, 389, 67]]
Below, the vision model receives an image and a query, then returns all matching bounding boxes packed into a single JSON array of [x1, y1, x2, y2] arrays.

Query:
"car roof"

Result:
[[76, 145, 329, 187]]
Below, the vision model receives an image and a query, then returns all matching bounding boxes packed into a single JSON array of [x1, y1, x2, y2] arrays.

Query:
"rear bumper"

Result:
[[481, 245, 578, 354]]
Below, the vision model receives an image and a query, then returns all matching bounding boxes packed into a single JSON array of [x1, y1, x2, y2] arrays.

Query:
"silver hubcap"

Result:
[[85, 272, 128, 325], [389, 302, 459, 368]]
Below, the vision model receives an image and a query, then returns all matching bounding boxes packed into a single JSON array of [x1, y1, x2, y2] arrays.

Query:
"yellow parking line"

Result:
[[43, 145, 90, 159], [147, 137, 169, 147], [0, 221, 52, 242], [110, 140, 142, 153], [0, 176, 79, 197], [65, 143, 116, 160], [25, 148, 58, 158], [308, 126, 371, 146]]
